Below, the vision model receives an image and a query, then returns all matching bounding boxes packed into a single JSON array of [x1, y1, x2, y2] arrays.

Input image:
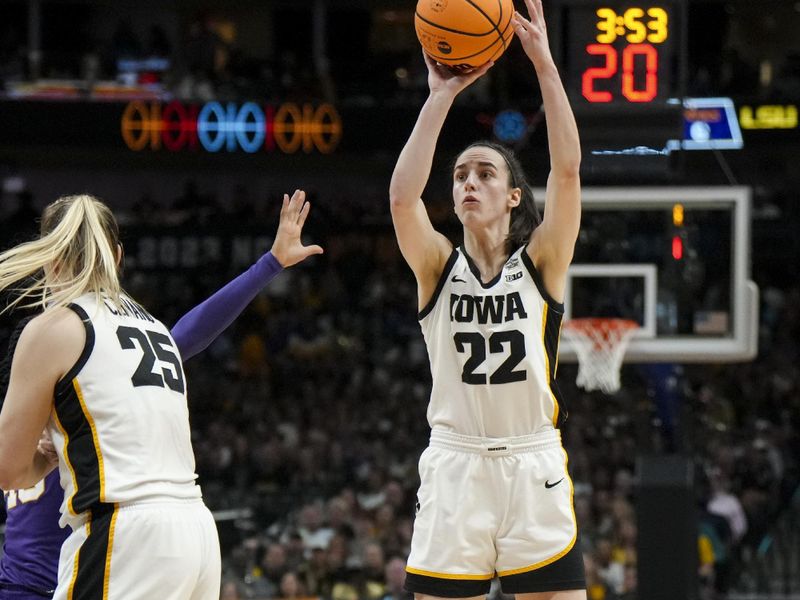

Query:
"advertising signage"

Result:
[[0, 99, 347, 158], [0, 99, 478, 165], [121, 101, 342, 154]]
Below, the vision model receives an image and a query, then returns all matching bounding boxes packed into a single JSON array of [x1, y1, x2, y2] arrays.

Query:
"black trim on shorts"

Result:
[[418, 248, 459, 320], [498, 538, 587, 594], [71, 504, 117, 600], [404, 572, 493, 598]]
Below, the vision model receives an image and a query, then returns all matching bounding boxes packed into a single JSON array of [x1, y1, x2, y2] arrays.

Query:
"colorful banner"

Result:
[[121, 101, 342, 154]]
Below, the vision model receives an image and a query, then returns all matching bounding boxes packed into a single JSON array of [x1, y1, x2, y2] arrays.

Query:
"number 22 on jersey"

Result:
[[454, 330, 527, 384]]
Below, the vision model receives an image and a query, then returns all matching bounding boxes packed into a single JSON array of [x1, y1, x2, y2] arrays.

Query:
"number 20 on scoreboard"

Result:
[[561, 3, 679, 104]]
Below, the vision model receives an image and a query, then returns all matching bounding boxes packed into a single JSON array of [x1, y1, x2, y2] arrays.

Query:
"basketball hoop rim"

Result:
[[562, 317, 639, 335]]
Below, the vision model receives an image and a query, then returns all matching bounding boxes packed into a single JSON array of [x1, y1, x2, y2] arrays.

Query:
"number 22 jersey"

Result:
[[47, 293, 201, 530], [418, 246, 567, 438]]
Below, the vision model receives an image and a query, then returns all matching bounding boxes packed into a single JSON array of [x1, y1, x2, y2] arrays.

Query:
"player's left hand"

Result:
[[511, 0, 554, 66], [270, 189, 324, 268]]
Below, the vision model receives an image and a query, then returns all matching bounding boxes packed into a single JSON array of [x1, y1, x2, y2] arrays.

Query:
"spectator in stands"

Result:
[[278, 570, 309, 599], [220, 579, 246, 600], [381, 556, 413, 600]]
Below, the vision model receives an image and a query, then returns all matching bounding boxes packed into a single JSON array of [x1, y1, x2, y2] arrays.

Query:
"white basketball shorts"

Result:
[[54, 498, 221, 600], [405, 428, 585, 597]]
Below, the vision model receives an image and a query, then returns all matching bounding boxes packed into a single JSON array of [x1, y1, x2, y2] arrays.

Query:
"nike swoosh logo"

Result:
[[544, 478, 564, 489], [451, 276, 466, 283]]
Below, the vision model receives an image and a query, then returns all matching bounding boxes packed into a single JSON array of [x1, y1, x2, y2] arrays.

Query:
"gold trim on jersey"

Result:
[[74, 379, 107, 502], [405, 566, 495, 580], [52, 409, 80, 516]]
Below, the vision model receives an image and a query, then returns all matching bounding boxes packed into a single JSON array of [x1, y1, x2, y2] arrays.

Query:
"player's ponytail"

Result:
[[458, 141, 542, 255], [0, 194, 123, 313]]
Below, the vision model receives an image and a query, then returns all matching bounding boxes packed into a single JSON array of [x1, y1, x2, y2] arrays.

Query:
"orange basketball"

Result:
[[415, 0, 516, 69]]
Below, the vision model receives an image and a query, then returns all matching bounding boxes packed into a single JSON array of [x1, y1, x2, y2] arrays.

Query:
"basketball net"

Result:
[[561, 318, 639, 394]]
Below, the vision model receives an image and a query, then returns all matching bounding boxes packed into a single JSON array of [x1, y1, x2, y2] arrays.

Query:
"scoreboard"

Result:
[[552, 0, 684, 105], [548, 0, 686, 178]]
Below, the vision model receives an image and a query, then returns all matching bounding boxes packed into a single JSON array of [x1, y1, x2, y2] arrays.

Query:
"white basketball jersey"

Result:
[[47, 293, 201, 529], [419, 246, 566, 438]]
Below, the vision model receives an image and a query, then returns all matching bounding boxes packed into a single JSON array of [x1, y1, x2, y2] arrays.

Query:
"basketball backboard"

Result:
[[542, 186, 758, 363]]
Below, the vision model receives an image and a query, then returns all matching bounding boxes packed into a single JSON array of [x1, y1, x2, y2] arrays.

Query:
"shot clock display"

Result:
[[556, 1, 681, 104]]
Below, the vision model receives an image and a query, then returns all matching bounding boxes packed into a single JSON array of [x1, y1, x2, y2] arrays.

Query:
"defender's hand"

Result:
[[37, 429, 58, 468], [270, 190, 324, 268]]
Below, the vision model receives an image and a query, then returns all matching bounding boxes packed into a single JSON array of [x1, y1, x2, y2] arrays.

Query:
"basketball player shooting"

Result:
[[389, 0, 585, 599]]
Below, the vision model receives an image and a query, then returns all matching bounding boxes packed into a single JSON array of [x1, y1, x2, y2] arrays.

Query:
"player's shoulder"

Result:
[[23, 307, 85, 351], [8, 307, 86, 384]]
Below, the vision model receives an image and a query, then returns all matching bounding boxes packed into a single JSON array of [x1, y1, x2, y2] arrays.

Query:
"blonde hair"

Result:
[[0, 194, 123, 313]]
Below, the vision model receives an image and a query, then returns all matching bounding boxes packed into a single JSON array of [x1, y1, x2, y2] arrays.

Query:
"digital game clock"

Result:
[[552, 0, 684, 105]]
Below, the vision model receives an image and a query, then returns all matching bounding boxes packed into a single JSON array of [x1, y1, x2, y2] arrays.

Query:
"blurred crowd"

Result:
[[1, 187, 798, 600], [0, 10, 432, 107], [2, 4, 800, 106]]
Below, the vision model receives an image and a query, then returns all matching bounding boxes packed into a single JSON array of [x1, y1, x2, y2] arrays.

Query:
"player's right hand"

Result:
[[423, 51, 494, 98]]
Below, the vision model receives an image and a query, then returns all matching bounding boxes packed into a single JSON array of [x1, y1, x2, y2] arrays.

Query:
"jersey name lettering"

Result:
[[104, 297, 155, 323], [449, 292, 528, 325]]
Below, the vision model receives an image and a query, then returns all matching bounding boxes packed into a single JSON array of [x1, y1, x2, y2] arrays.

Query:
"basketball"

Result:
[[415, 0, 516, 69]]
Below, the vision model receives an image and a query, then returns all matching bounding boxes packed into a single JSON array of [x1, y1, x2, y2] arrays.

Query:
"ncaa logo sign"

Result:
[[437, 41, 453, 54]]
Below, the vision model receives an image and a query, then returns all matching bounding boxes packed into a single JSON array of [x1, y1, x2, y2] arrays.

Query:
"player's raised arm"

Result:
[[389, 54, 493, 305], [514, 0, 582, 296], [171, 189, 322, 361]]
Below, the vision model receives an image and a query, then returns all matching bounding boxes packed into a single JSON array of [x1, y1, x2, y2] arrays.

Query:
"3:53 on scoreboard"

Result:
[[552, 0, 684, 104]]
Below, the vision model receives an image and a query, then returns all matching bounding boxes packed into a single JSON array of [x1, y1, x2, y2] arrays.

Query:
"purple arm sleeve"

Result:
[[170, 251, 283, 361]]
